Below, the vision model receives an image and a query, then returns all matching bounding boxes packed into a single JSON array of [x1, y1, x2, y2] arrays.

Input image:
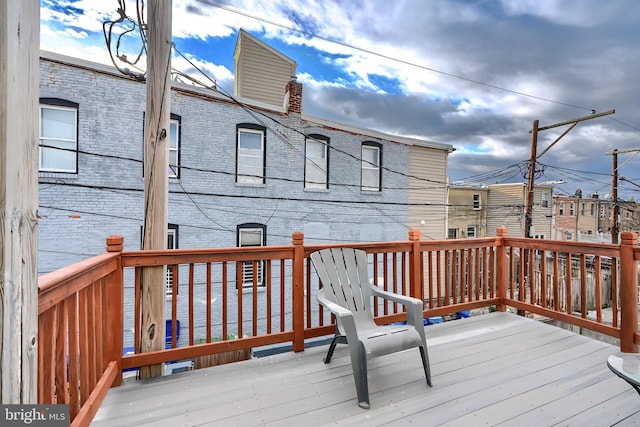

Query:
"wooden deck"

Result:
[[92, 312, 640, 426]]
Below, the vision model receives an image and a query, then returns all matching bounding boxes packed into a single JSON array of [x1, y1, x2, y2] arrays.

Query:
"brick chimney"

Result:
[[285, 76, 303, 114]]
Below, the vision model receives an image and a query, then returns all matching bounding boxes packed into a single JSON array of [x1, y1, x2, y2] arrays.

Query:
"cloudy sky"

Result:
[[40, 0, 640, 199]]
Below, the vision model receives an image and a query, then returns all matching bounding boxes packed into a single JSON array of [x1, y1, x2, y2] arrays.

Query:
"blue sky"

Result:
[[40, 0, 640, 199]]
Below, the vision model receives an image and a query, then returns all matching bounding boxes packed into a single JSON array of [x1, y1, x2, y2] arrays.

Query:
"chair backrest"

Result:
[[310, 248, 377, 329]]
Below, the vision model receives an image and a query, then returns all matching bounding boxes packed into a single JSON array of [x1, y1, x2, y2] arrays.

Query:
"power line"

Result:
[[196, 0, 596, 112]]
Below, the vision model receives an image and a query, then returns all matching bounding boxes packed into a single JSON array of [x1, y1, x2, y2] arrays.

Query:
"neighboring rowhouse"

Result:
[[554, 193, 601, 241], [554, 192, 640, 242], [447, 185, 489, 238], [484, 183, 554, 238], [38, 31, 453, 348]]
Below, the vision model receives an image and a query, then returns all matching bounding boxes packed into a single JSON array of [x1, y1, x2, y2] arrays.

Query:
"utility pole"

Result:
[[0, 0, 39, 402], [140, 0, 172, 379], [605, 147, 640, 244], [611, 150, 619, 244], [524, 120, 539, 238], [524, 109, 615, 239]]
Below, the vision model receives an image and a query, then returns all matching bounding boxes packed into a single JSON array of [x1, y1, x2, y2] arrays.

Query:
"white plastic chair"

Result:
[[310, 247, 432, 409]]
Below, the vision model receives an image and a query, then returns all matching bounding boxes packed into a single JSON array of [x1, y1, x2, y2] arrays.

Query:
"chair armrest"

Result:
[[317, 288, 360, 345], [369, 285, 424, 329], [369, 285, 422, 308], [317, 288, 355, 319]]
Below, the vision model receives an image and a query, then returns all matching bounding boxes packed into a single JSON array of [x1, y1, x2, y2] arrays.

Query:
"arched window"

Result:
[[305, 134, 329, 189], [237, 123, 266, 184], [361, 141, 382, 191]]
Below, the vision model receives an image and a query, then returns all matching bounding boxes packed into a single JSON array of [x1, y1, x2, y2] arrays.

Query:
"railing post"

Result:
[[105, 235, 124, 386], [495, 227, 508, 312], [292, 232, 305, 352], [619, 231, 638, 353], [408, 230, 423, 301]]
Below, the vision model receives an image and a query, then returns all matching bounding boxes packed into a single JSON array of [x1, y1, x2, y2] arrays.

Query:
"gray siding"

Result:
[[486, 183, 526, 237], [234, 31, 296, 108], [408, 145, 448, 240]]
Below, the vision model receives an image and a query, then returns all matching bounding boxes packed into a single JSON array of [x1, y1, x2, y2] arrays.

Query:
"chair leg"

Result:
[[419, 346, 432, 387], [324, 334, 347, 364], [350, 341, 370, 409]]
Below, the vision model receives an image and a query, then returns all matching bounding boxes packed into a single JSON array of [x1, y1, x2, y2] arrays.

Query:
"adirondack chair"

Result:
[[310, 247, 432, 409]]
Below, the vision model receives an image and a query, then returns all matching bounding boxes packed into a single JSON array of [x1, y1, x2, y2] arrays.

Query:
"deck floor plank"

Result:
[[92, 312, 640, 426]]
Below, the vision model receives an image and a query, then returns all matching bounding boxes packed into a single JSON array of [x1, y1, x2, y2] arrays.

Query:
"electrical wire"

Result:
[[196, 0, 596, 112]]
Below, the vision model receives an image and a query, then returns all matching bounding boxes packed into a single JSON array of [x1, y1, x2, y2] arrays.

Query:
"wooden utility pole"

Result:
[[611, 150, 619, 244], [140, 0, 172, 379], [524, 120, 539, 238], [0, 0, 39, 402], [524, 110, 615, 239], [605, 147, 640, 244]]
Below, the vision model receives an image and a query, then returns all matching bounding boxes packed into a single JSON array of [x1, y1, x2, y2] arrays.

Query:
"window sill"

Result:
[[39, 172, 78, 180], [304, 188, 329, 193], [236, 182, 266, 188], [237, 286, 266, 294]]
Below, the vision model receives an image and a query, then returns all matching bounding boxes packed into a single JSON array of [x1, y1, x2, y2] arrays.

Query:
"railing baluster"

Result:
[[595, 256, 602, 323], [206, 262, 212, 343], [188, 263, 195, 346], [222, 262, 228, 341], [266, 260, 272, 334]]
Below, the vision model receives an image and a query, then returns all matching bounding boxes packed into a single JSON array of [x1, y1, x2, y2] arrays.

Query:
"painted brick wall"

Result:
[[38, 54, 445, 348]]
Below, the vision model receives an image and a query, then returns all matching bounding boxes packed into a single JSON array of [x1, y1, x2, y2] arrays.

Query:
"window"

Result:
[[39, 98, 78, 173], [168, 114, 181, 178], [305, 134, 329, 189], [590, 203, 595, 216], [600, 206, 605, 219], [238, 223, 266, 288], [541, 192, 549, 208], [580, 202, 586, 216], [361, 142, 381, 191], [448, 229, 458, 239], [166, 225, 179, 296], [466, 226, 477, 238], [237, 124, 266, 184], [559, 202, 565, 216], [570, 202, 575, 216], [472, 193, 481, 210], [565, 231, 574, 241]]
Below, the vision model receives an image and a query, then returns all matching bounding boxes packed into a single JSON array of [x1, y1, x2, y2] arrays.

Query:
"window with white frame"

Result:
[[39, 99, 78, 173], [590, 203, 595, 216], [570, 202, 575, 216], [237, 124, 266, 184], [580, 202, 586, 216], [600, 206, 605, 219], [541, 192, 549, 208], [565, 231, 574, 241], [361, 142, 381, 191], [466, 226, 477, 238], [472, 193, 481, 210], [559, 202, 565, 215], [168, 114, 181, 178], [238, 224, 266, 288], [305, 134, 329, 189]]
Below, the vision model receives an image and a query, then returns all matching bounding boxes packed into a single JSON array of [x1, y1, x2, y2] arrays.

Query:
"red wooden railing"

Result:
[[37, 227, 639, 426]]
